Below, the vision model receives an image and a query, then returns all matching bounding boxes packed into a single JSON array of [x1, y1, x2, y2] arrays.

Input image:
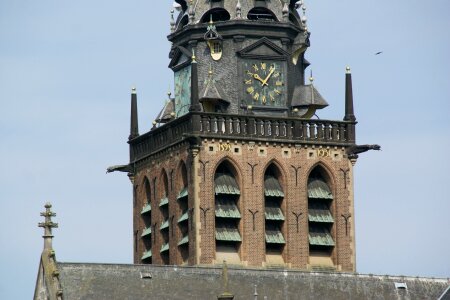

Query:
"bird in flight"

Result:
[[375, 51, 383, 55]]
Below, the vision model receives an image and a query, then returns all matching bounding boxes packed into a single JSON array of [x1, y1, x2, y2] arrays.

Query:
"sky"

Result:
[[0, 0, 449, 299]]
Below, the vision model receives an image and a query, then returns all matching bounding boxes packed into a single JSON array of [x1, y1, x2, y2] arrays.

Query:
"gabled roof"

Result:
[[237, 37, 290, 60], [54, 263, 450, 300]]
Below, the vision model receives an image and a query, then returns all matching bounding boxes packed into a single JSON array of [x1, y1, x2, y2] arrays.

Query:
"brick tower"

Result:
[[110, 0, 379, 272]]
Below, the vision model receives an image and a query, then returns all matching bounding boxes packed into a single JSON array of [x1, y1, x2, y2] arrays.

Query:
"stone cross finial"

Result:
[[218, 260, 234, 300], [38, 202, 58, 250]]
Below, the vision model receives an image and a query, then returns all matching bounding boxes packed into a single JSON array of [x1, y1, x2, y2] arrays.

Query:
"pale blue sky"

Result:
[[1, 1, 449, 299]]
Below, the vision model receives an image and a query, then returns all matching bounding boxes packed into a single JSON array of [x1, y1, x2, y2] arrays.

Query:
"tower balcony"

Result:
[[129, 112, 356, 163]]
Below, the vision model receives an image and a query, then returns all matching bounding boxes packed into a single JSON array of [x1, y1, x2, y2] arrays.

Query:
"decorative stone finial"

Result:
[[346, 66, 351, 74], [38, 202, 58, 250], [191, 48, 197, 63], [282, 2, 289, 21], [188, 0, 195, 24], [235, 0, 242, 19], [131, 86, 136, 94], [170, 10, 176, 32]]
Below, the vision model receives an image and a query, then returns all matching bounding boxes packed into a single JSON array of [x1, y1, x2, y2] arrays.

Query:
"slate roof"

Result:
[[291, 84, 329, 109], [56, 263, 449, 300]]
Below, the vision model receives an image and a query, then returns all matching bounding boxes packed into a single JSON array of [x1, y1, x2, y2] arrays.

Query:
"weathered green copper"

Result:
[[215, 173, 240, 195], [265, 230, 286, 244], [215, 227, 241, 242], [178, 235, 189, 246], [141, 227, 152, 237], [141, 203, 151, 215], [159, 197, 169, 207], [160, 220, 169, 230], [178, 211, 189, 223], [265, 207, 285, 221], [308, 178, 333, 199], [174, 66, 191, 117], [177, 187, 188, 199], [215, 199, 241, 219], [141, 250, 152, 260], [264, 175, 284, 197], [160, 243, 169, 253]]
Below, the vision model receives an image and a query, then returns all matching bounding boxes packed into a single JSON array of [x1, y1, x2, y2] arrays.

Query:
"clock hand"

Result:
[[253, 74, 266, 85], [261, 68, 275, 86]]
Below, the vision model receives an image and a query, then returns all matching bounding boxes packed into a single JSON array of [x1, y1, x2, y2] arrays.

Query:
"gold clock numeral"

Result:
[[245, 79, 252, 85], [247, 86, 255, 95], [276, 81, 283, 86], [246, 70, 254, 76], [261, 62, 266, 70], [269, 93, 275, 101], [262, 95, 267, 104], [274, 89, 281, 95], [253, 93, 260, 101], [273, 72, 280, 78], [252, 64, 259, 71]]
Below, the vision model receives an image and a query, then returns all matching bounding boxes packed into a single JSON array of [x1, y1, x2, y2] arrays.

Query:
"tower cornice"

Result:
[[168, 20, 304, 46]]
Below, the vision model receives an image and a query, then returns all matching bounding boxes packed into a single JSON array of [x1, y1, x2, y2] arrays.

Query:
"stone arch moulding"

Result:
[[304, 161, 337, 192], [159, 168, 170, 198], [261, 158, 289, 187], [200, 8, 231, 23], [212, 155, 244, 189]]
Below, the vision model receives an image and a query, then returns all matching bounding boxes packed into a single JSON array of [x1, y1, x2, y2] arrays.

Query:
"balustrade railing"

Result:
[[130, 112, 355, 162]]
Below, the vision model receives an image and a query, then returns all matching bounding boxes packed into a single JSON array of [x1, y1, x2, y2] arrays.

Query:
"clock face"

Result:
[[242, 60, 286, 107]]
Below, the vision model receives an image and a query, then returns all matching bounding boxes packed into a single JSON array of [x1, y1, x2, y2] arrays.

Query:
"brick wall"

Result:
[[132, 139, 355, 272]]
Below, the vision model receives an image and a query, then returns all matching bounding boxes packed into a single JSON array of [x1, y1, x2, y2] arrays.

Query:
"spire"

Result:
[[344, 67, 356, 122], [129, 86, 139, 140], [38, 202, 58, 250], [189, 49, 201, 112]]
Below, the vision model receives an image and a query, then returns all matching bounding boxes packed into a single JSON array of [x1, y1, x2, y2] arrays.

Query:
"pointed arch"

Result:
[[263, 161, 286, 264], [213, 156, 243, 185], [305, 162, 336, 191], [306, 163, 336, 269], [140, 176, 152, 264], [176, 160, 189, 264], [214, 158, 242, 264], [159, 168, 170, 265]]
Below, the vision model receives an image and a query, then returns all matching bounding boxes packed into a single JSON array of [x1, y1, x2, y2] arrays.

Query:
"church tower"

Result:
[[113, 0, 378, 272]]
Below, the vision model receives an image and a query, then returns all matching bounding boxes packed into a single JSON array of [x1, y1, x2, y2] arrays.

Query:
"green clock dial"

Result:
[[174, 66, 191, 117], [243, 60, 286, 107]]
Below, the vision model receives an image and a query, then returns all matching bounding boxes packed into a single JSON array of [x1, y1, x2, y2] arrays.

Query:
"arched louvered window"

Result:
[[264, 165, 285, 264], [201, 8, 231, 23], [177, 163, 189, 264], [140, 177, 152, 263], [159, 171, 170, 265], [307, 168, 335, 268], [214, 162, 241, 263], [247, 7, 278, 21]]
